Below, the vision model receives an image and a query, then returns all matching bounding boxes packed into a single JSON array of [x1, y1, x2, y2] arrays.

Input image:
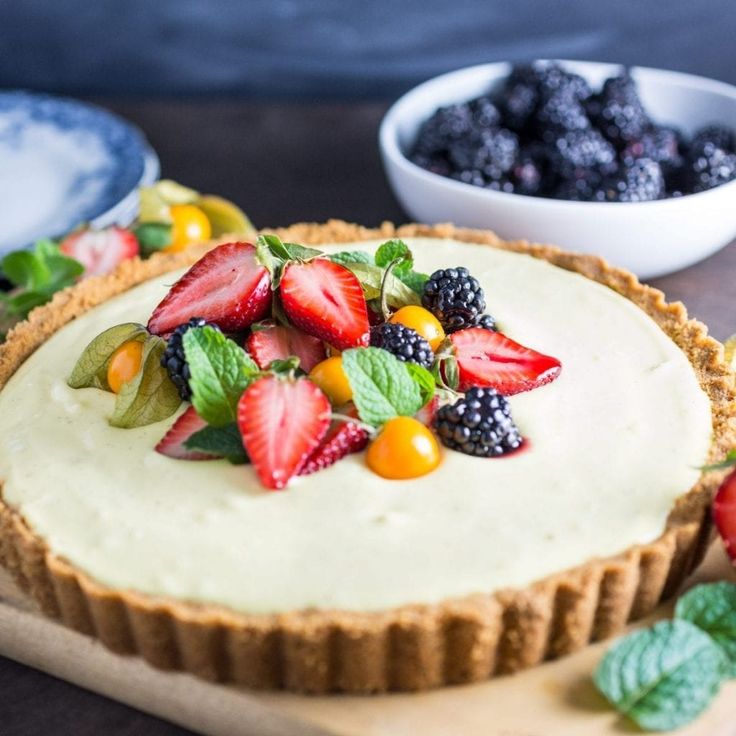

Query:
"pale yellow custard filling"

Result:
[[0, 239, 713, 614]]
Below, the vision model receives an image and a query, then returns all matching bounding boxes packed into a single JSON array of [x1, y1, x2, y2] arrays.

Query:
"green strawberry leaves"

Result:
[[341, 347, 425, 426], [255, 234, 324, 288], [133, 222, 172, 257], [68, 323, 148, 390], [595, 620, 728, 732], [182, 326, 259, 426], [676, 582, 736, 677], [109, 336, 182, 428], [701, 449, 736, 471]]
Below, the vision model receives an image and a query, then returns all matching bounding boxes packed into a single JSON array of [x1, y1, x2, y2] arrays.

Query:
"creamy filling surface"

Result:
[[0, 239, 713, 614]]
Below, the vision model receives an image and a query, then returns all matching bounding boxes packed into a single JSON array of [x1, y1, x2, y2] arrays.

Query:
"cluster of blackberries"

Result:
[[410, 63, 736, 202], [370, 322, 434, 369], [435, 387, 523, 457]]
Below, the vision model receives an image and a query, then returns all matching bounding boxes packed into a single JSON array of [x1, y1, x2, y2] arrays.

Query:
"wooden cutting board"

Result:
[[1, 545, 735, 736]]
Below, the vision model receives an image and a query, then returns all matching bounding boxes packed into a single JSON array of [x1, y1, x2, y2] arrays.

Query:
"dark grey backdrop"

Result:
[[2, 0, 735, 99]]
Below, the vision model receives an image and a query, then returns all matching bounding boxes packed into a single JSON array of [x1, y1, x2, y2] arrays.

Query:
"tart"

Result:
[[0, 221, 734, 693]]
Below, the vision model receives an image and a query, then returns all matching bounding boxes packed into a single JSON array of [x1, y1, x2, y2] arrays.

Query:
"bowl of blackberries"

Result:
[[379, 60, 736, 278]]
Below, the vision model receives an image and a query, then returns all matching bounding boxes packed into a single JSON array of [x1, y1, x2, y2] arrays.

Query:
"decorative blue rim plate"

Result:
[[0, 91, 159, 253]]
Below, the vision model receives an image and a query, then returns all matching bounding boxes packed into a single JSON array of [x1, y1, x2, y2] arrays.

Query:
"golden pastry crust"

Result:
[[0, 221, 734, 693]]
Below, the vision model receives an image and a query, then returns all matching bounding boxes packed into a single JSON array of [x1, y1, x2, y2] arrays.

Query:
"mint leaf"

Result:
[[68, 323, 148, 390], [405, 362, 436, 407], [183, 326, 259, 427], [329, 250, 373, 266], [701, 449, 736, 471], [594, 620, 727, 731], [375, 239, 412, 274], [676, 582, 736, 677], [344, 262, 420, 308], [185, 422, 249, 464], [342, 347, 424, 426], [109, 336, 182, 428], [1, 251, 48, 290], [133, 222, 172, 256], [5, 290, 51, 317], [398, 269, 429, 296]]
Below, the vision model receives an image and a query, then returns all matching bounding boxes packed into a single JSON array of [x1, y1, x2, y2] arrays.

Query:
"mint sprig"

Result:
[[595, 581, 736, 731], [676, 582, 736, 677], [1, 239, 84, 327], [183, 326, 259, 426], [341, 347, 425, 426], [375, 239, 429, 297], [328, 250, 372, 266], [184, 422, 249, 464]]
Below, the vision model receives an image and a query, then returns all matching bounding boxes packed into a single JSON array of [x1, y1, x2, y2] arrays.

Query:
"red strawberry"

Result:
[[300, 419, 370, 476], [279, 258, 370, 351], [60, 226, 139, 276], [246, 324, 326, 373], [155, 407, 217, 461], [714, 469, 736, 561], [238, 375, 331, 489], [148, 242, 271, 335], [449, 328, 561, 394], [415, 396, 440, 427]]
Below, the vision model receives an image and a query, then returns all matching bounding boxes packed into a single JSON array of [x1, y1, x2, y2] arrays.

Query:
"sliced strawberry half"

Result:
[[449, 328, 561, 394], [246, 324, 326, 372], [148, 242, 271, 335], [415, 396, 440, 427], [299, 418, 369, 476], [279, 258, 370, 351], [714, 469, 736, 561], [60, 226, 139, 277], [238, 375, 331, 489], [155, 407, 217, 461]]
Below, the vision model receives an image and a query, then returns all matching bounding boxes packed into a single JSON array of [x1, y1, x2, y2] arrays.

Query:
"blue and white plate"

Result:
[[0, 91, 159, 254]]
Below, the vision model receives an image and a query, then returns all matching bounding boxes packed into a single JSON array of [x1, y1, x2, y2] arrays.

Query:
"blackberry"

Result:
[[498, 65, 540, 132], [422, 267, 486, 333], [435, 387, 522, 458], [622, 127, 682, 169], [411, 151, 452, 177], [554, 168, 611, 202], [587, 72, 649, 146], [411, 103, 473, 157], [535, 64, 592, 101], [474, 314, 497, 331], [684, 141, 736, 192], [549, 129, 617, 177], [535, 91, 590, 140], [511, 145, 547, 196], [451, 169, 487, 187], [448, 127, 519, 183], [469, 95, 502, 128], [606, 158, 665, 202], [691, 125, 736, 154], [370, 323, 433, 369], [161, 317, 220, 401]]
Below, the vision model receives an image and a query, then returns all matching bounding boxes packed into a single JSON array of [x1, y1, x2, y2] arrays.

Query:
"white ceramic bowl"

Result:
[[379, 60, 736, 279]]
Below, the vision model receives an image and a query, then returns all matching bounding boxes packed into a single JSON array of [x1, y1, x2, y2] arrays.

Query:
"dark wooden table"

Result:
[[1, 100, 735, 736]]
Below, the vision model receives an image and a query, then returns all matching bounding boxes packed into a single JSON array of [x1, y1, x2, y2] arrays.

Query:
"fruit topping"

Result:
[[422, 267, 488, 333], [435, 387, 523, 457], [366, 416, 441, 480], [714, 469, 736, 561], [308, 355, 353, 406], [155, 406, 218, 461], [60, 226, 139, 277], [237, 375, 331, 489], [388, 305, 445, 350], [164, 204, 212, 253], [449, 327, 561, 394], [107, 340, 144, 394], [370, 322, 434, 369], [300, 418, 370, 475], [161, 317, 220, 401], [246, 324, 326, 372], [279, 258, 370, 350], [147, 242, 271, 335]]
